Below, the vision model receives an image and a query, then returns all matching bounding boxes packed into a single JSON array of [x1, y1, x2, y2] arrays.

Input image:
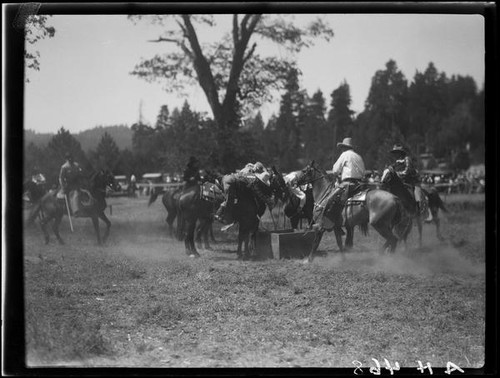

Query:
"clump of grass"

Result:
[[261, 270, 289, 287], [25, 304, 112, 365], [136, 302, 184, 328]]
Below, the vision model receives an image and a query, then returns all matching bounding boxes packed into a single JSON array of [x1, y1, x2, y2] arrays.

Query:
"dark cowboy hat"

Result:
[[337, 137, 355, 150], [389, 144, 408, 155]]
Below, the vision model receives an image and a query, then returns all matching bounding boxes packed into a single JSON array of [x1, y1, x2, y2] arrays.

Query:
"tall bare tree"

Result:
[[129, 14, 333, 170]]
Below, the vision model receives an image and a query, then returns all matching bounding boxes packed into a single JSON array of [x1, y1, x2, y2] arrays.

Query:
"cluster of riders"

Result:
[[25, 138, 447, 262]]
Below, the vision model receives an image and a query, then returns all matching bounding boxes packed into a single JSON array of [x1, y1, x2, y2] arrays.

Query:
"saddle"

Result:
[[200, 182, 224, 203]]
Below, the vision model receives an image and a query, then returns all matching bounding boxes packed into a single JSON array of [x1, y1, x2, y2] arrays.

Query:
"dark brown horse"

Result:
[[296, 161, 412, 262], [26, 169, 119, 246], [381, 166, 448, 245], [148, 182, 220, 249], [177, 182, 223, 257], [224, 180, 266, 260]]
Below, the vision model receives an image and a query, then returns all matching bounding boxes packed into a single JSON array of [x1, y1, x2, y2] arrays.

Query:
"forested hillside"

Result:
[[25, 125, 133, 152]]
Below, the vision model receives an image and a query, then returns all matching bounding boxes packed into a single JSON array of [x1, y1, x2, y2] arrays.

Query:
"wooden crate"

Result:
[[255, 229, 316, 259]]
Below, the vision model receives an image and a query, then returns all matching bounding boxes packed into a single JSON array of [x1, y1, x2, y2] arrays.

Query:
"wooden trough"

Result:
[[255, 229, 317, 259]]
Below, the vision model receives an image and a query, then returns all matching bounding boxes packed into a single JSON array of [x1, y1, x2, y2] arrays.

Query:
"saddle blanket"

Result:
[[346, 190, 368, 205]]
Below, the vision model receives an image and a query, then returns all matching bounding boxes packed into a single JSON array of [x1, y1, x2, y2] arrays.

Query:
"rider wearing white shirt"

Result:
[[315, 137, 366, 233]]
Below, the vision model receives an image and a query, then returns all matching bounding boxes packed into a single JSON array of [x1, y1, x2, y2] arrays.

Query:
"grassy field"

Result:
[[23, 193, 485, 368]]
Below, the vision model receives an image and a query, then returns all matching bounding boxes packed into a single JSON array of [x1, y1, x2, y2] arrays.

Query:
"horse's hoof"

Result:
[[302, 258, 310, 265]]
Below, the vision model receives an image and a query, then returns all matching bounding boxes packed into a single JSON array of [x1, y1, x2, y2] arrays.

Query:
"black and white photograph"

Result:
[[4, 2, 495, 373]]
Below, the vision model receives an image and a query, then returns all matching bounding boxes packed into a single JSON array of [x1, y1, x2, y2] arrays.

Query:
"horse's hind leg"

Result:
[[166, 211, 176, 237], [345, 226, 354, 250], [372, 223, 398, 254], [185, 220, 199, 257], [91, 216, 102, 245]]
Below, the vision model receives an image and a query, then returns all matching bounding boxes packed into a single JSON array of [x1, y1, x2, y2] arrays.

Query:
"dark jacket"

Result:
[[394, 156, 420, 185]]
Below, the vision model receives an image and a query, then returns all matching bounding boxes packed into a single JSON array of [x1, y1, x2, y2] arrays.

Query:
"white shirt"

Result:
[[332, 149, 365, 181]]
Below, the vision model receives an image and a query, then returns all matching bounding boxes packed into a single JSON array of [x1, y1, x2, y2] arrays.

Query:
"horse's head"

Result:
[[93, 169, 120, 193], [269, 166, 288, 202], [296, 160, 321, 187], [381, 165, 397, 186]]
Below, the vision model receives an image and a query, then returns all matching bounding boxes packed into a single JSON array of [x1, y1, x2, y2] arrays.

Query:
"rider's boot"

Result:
[[214, 201, 227, 224]]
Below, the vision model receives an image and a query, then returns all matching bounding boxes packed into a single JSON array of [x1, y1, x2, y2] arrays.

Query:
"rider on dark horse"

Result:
[[316, 137, 366, 234], [214, 162, 274, 225], [183, 156, 202, 188], [58, 152, 84, 217], [388, 144, 432, 221]]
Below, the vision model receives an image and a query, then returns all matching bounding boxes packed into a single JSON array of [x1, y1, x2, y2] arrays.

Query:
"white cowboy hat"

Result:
[[337, 137, 355, 149], [255, 171, 271, 186]]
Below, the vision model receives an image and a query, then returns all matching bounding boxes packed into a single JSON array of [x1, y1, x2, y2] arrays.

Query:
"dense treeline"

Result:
[[25, 60, 483, 186]]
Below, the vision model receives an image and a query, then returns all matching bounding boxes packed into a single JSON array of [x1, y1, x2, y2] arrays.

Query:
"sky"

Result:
[[23, 13, 485, 134]]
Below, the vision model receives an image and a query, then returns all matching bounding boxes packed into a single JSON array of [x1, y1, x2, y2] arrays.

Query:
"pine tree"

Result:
[[327, 81, 355, 162]]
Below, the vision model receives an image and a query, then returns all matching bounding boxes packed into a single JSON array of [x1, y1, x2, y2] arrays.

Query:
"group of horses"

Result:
[[24, 161, 448, 263], [145, 161, 447, 262]]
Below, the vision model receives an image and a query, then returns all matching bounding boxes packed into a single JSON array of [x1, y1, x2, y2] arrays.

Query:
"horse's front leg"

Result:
[[305, 229, 324, 263], [40, 216, 52, 245], [99, 212, 111, 243], [237, 231, 244, 260], [91, 216, 102, 245], [242, 232, 251, 261], [416, 216, 423, 249], [52, 214, 65, 245]]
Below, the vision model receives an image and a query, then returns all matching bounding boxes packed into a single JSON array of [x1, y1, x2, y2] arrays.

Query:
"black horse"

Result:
[[177, 182, 223, 257], [24, 177, 48, 224], [27, 169, 119, 246], [226, 180, 267, 260]]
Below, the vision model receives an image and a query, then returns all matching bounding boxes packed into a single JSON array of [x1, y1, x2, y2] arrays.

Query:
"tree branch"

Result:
[[243, 42, 257, 64], [232, 14, 239, 45]]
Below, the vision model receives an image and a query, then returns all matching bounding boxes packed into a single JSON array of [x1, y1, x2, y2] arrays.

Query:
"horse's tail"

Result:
[[425, 187, 448, 213], [148, 188, 159, 207], [358, 221, 369, 236], [434, 191, 448, 213]]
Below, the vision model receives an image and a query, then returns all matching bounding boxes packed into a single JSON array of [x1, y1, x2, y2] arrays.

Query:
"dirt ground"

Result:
[[22, 193, 486, 369]]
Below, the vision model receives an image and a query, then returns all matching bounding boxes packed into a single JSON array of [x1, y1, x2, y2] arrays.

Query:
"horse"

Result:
[[381, 166, 448, 245], [225, 180, 266, 260], [270, 167, 314, 230], [148, 181, 219, 248], [219, 173, 287, 260], [296, 161, 413, 262], [24, 177, 48, 224], [27, 169, 119, 246], [177, 182, 223, 257]]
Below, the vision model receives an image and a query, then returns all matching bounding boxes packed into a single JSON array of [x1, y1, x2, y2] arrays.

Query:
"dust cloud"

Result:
[[321, 244, 485, 277]]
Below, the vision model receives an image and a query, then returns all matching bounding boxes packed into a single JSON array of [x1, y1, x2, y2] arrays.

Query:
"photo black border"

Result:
[[3, 2, 498, 377]]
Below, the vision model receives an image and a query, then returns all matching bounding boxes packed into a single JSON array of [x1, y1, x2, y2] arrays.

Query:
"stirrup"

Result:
[[221, 223, 236, 232]]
